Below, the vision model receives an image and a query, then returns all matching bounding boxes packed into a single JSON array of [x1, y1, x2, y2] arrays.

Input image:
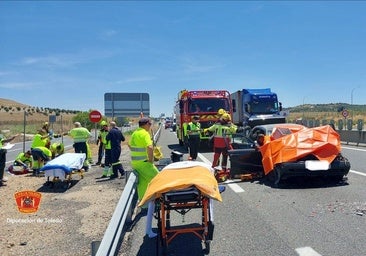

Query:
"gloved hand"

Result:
[[203, 128, 208, 133]]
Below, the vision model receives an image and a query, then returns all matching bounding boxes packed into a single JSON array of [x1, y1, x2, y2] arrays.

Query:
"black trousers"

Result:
[[0, 149, 6, 180], [110, 147, 124, 176], [188, 135, 200, 160]]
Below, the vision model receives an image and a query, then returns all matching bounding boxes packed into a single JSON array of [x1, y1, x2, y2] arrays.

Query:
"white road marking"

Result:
[[350, 169, 366, 177], [225, 180, 245, 193], [342, 146, 366, 152], [295, 247, 322, 256]]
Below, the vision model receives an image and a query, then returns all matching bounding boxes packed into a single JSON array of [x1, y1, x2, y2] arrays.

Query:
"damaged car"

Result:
[[228, 123, 351, 186]]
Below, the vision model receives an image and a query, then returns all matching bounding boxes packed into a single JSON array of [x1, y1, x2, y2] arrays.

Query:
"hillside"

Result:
[[0, 98, 78, 135], [284, 103, 366, 122]]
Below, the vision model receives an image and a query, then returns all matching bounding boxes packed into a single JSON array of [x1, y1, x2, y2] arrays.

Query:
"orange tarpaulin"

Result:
[[138, 161, 222, 207], [260, 125, 341, 175]]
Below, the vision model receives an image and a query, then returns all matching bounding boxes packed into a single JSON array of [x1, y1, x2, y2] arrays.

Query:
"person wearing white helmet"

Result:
[[68, 122, 91, 171]]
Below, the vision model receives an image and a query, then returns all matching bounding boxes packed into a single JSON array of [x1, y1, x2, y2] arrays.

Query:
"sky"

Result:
[[1, 1, 365, 117]]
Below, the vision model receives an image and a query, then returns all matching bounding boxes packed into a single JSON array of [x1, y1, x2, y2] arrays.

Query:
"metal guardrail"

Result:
[[94, 172, 137, 256], [93, 124, 162, 256]]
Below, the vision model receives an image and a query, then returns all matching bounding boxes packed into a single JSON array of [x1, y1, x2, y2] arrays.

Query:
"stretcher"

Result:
[[139, 161, 223, 255], [39, 153, 86, 188]]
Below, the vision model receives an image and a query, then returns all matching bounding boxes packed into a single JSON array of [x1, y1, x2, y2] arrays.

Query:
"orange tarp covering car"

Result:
[[138, 161, 222, 207], [259, 125, 341, 175]]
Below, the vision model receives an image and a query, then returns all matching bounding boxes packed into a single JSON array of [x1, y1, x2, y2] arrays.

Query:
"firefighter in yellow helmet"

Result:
[[204, 112, 238, 171], [96, 120, 109, 166], [217, 108, 226, 119]]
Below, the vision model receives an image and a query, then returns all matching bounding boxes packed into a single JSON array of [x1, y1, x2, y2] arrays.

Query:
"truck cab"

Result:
[[232, 88, 286, 128]]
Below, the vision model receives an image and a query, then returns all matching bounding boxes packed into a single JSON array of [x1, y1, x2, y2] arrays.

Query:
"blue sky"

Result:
[[1, 1, 365, 117]]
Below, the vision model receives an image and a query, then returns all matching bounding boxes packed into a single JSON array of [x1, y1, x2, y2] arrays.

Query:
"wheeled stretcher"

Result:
[[40, 153, 86, 188], [139, 161, 223, 255]]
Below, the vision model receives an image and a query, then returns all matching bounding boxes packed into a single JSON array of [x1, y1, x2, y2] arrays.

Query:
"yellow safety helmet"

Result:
[[217, 108, 226, 116], [222, 113, 231, 121], [100, 120, 107, 126]]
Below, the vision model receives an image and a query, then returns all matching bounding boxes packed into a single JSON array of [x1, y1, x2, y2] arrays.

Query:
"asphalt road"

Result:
[[120, 127, 366, 256]]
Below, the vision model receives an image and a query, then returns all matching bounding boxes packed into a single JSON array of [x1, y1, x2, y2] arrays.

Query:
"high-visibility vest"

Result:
[[69, 127, 90, 143], [187, 122, 201, 136], [99, 129, 108, 144], [129, 128, 151, 162], [16, 153, 32, 163], [105, 139, 111, 150], [206, 123, 237, 148]]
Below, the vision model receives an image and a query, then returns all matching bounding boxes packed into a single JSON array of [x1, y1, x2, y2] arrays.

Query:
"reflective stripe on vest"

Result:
[[130, 146, 147, 161]]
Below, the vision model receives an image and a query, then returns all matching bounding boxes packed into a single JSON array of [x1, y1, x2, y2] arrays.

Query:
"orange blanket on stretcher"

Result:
[[138, 161, 222, 206], [259, 125, 341, 175]]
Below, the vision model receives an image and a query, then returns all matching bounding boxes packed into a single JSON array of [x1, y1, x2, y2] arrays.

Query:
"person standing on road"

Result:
[[0, 134, 18, 186], [68, 122, 91, 171], [129, 117, 159, 238], [204, 113, 239, 171], [105, 121, 126, 179], [187, 115, 201, 160]]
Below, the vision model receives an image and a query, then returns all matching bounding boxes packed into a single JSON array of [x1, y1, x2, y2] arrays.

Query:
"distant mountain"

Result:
[[284, 103, 366, 113], [0, 98, 29, 108]]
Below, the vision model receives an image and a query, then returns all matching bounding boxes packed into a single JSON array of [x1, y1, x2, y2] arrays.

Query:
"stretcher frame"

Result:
[[39, 153, 86, 189], [155, 186, 214, 255]]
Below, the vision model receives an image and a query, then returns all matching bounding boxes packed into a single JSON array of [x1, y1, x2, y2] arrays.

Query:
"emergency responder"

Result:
[[106, 121, 125, 179], [217, 108, 226, 120], [14, 150, 33, 168], [31, 146, 52, 176], [50, 142, 64, 159], [98, 134, 112, 178], [31, 129, 50, 149], [129, 117, 159, 238], [204, 113, 238, 171], [96, 121, 108, 166], [8, 150, 32, 175], [187, 115, 201, 160], [42, 121, 62, 139], [0, 134, 18, 186], [68, 122, 91, 171]]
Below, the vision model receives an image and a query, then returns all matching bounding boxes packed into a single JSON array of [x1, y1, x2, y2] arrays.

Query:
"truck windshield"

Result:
[[189, 99, 230, 113], [251, 100, 278, 114]]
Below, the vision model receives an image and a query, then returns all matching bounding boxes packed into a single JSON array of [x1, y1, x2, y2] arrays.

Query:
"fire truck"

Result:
[[174, 90, 233, 146]]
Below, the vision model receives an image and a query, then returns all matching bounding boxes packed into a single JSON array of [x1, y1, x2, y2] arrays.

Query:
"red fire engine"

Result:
[[174, 90, 233, 147]]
